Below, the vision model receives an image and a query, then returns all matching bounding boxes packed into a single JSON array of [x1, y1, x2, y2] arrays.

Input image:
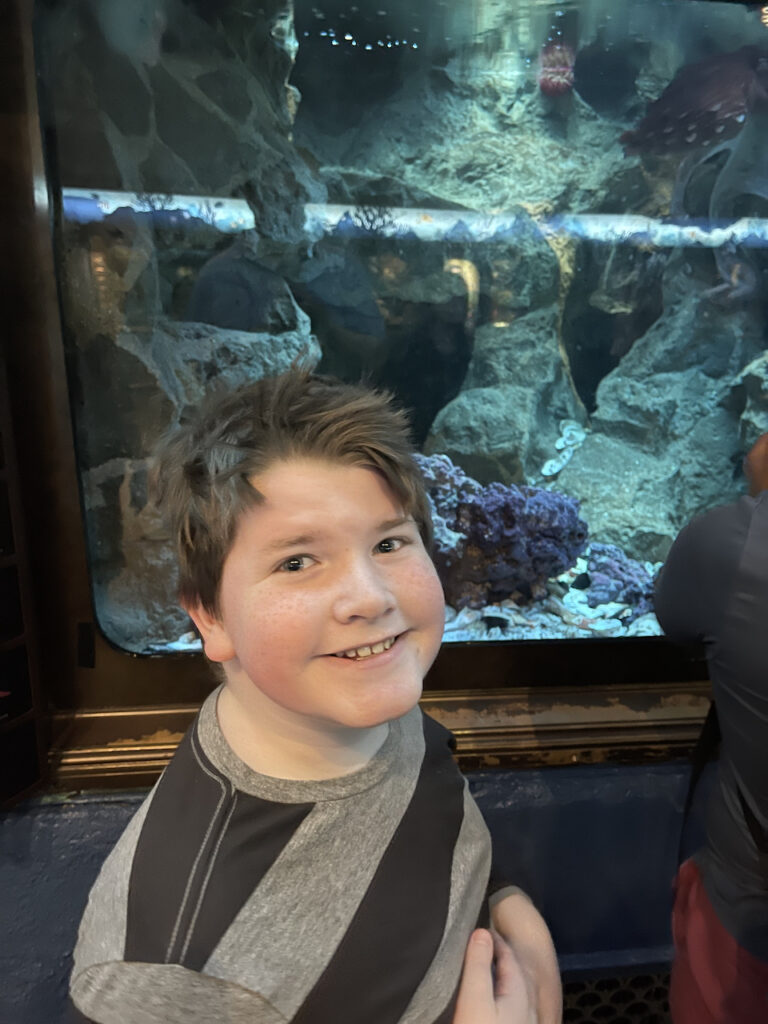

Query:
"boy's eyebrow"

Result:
[[264, 533, 317, 553], [264, 517, 415, 553], [378, 515, 414, 531]]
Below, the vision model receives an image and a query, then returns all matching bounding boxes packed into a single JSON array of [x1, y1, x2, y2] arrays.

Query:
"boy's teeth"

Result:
[[337, 636, 396, 659]]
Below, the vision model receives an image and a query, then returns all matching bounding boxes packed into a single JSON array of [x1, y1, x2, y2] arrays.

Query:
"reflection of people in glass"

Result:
[[655, 433, 768, 1024], [69, 369, 560, 1024]]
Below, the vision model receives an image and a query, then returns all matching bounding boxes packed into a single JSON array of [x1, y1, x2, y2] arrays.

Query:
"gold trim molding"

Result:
[[49, 681, 711, 787]]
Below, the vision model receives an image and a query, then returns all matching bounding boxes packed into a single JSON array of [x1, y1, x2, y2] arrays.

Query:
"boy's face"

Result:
[[189, 457, 445, 732]]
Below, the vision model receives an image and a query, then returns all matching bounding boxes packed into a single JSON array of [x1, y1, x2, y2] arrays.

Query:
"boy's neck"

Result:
[[215, 682, 390, 781]]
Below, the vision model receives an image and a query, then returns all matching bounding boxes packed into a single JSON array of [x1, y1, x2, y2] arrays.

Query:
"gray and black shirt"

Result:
[[69, 691, 496, 1023]]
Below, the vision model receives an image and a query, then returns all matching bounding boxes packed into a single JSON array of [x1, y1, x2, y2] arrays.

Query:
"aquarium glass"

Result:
[[33, 0, 768, 653]]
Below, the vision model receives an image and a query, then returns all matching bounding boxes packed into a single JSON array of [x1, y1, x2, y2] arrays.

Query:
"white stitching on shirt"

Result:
[[164, 729, 230, 963], [180, 787, 238, 964]]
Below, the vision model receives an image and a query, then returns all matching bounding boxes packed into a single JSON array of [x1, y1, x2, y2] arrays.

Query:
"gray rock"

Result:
[[556, 434, 678, 561], [556, 256, 762, 558], [80, 317, 320, 650], [86, 459, 192, 652], [425, 306, 584, 483], [42, 0, 321, 244], [189, 239, 308, 333], [729, 352, 768, 449]]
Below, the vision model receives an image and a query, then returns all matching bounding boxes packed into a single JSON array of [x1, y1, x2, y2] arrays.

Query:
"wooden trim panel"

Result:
[[49, 681, 711, 787]]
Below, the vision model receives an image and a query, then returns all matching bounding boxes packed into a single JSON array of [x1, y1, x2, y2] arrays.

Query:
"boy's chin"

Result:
[[341, 683, 424, 730]]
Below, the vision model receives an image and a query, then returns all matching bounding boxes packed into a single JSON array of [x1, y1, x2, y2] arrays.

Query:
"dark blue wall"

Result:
[[470, 762, 710, 974], [0, 762, 711, 1024]]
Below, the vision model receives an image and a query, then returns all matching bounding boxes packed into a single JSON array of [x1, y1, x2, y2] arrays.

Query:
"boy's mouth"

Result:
[[332, 634, 399, 660]]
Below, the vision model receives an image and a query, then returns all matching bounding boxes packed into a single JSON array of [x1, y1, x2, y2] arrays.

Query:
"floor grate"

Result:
[[563, 971, 671, 1024]]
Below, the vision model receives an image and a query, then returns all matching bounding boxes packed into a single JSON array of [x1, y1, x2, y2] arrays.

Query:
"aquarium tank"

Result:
[[32, 0, 768, 655]]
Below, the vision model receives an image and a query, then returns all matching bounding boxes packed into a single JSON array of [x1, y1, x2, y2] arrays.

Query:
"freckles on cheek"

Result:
[[430, 566, 446, 601], [408, 563, 446, 627], [421, 560, 446, 600], [258, 594, 311, 639]]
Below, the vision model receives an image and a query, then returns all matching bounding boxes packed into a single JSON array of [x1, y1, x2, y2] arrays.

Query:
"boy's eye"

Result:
[[376, 536, 407, 554], [279, 555, 313, 573]]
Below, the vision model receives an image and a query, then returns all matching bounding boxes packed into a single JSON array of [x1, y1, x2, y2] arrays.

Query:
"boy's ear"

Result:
[[184, 602, 235, 664]]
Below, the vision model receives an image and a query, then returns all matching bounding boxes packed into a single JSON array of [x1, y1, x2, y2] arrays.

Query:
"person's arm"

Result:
[[489, 890, 562, 1024], [70, 961, 288, 1024], [654, 510, 717, 645], [656, 433, 768, 643], [452, 928, 536, 1024]]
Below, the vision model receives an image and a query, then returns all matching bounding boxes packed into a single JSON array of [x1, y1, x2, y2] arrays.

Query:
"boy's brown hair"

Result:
[[151, 367, 433, 614]]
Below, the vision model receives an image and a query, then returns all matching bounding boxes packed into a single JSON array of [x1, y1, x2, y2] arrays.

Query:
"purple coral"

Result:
[[586, 542, 655, 621], [414, 453, 588, 609]]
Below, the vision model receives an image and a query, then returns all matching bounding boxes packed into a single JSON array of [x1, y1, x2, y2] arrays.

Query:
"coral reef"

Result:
[[415, 453, 588, 610], [538, 42, 575, 98], [585, 543, 656, 623]]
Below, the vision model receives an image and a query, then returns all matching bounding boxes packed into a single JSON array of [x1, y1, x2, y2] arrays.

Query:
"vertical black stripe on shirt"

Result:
[[292, 712, 466, 1024], [125, 726, 313, 970], [178, 781, 314, 971]]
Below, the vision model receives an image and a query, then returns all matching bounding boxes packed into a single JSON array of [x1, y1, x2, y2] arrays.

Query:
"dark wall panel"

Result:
[[0, 763, 712, 1023]]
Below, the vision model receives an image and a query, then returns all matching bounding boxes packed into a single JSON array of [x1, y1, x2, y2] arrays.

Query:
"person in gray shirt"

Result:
[[655, 432, 768, 1024]]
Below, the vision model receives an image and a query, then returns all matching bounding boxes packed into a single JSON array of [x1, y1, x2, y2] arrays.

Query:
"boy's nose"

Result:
[[332, 559, 396, 622]]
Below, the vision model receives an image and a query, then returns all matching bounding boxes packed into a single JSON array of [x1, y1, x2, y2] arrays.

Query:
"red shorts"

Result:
[[670, 858, 768, 1024]]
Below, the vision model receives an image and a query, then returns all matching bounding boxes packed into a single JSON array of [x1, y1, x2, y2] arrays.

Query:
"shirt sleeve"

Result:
[[654, 517, 710, 643], [70, 961, 289, 1024], [654, 500, 749, 645]]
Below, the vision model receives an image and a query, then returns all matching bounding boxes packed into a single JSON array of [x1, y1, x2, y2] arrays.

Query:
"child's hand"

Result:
[[452, 928, 536, 1024], [490, 892, 562, 1024]]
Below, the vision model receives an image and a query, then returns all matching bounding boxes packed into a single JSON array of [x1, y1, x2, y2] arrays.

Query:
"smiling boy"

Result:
[[202, 456, 445, 777], [69, 368, 560, 1024]]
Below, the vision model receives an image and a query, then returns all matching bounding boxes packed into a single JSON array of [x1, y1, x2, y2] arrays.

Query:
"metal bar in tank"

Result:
[[304, 203, 768, 250], [61, 188, 255, 233], [60, 190, 768, 250]]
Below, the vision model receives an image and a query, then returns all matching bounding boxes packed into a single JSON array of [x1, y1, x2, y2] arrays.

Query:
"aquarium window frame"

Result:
[[2, 0, 711, 793]]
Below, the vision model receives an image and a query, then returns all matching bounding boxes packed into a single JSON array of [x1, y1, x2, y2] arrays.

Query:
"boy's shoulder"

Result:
[[79, 698, 458, 918], [71, 696, 480, 1024]]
